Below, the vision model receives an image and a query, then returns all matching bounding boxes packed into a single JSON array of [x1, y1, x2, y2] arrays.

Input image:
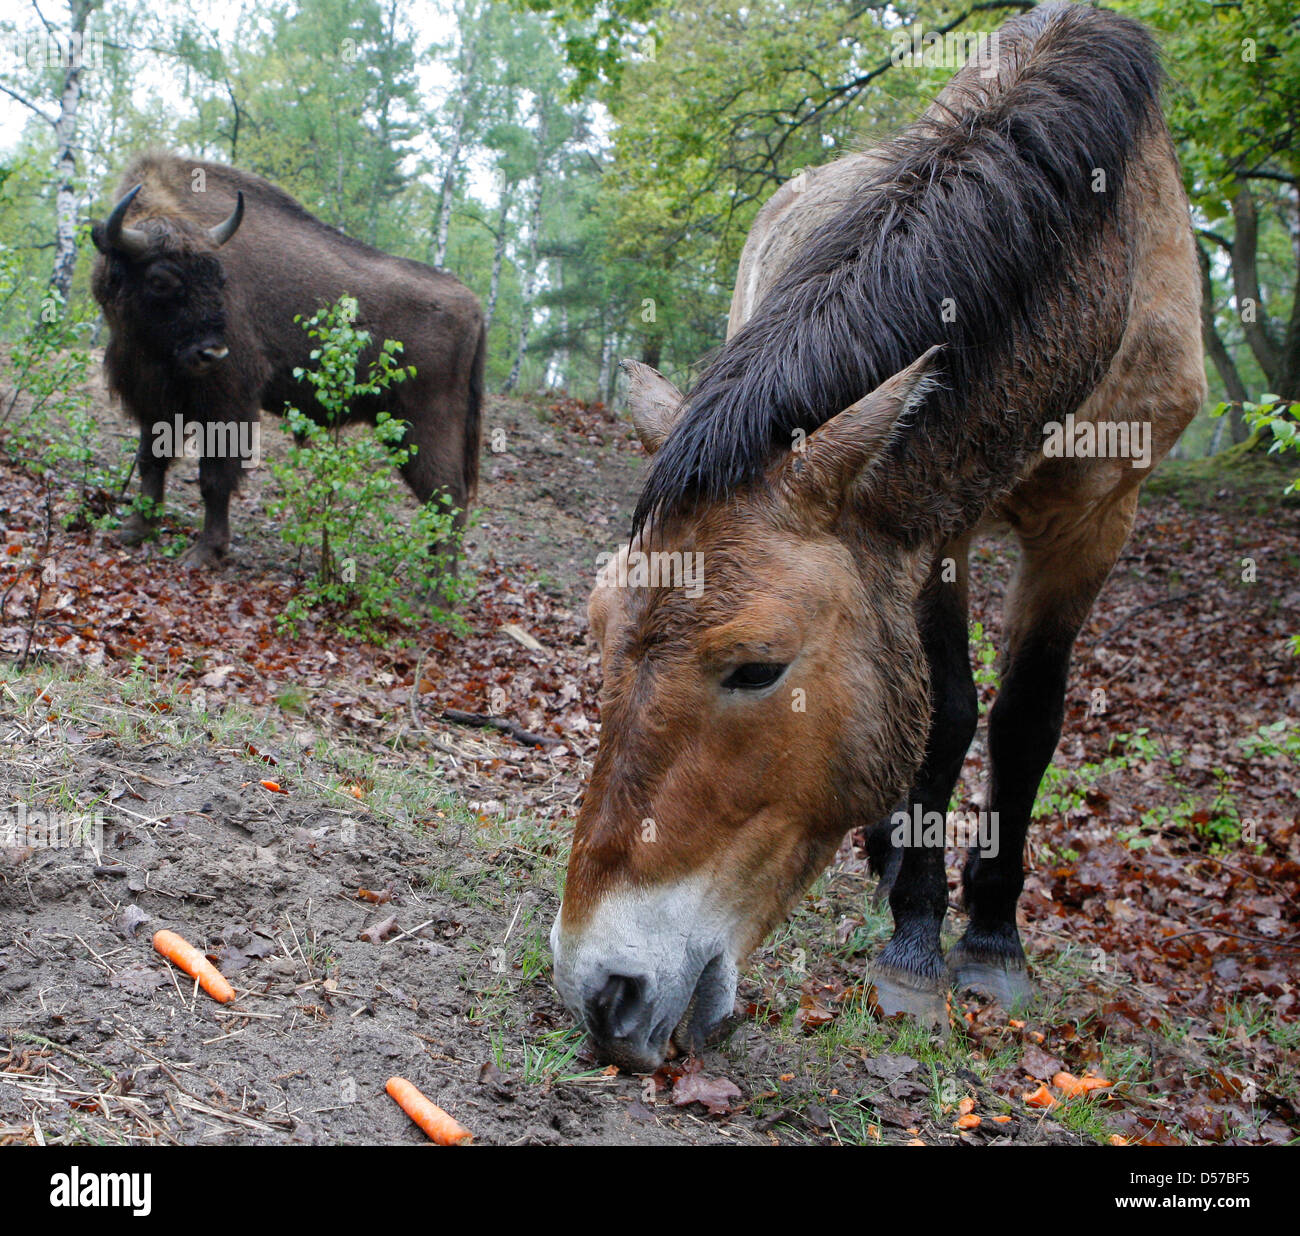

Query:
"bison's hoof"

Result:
[[947, 943, 1034, 1011], [178, 542, 226, 571], [868, 963, 950, 1035], [116, 515, 156, 547]]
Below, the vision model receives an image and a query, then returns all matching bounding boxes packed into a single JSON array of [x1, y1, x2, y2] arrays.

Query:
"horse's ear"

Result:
[[621, 359, 685, 455], [782, 346, 942, 508]]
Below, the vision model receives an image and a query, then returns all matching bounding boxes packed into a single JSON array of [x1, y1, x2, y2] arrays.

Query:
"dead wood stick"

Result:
[[13, 1031, 114, 1081], [439, 708, 564, 748], [1096, 587, 1211, 644]]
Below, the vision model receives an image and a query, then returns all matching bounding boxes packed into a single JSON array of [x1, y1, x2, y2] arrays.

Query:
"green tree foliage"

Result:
[[0, 0, 1295, 447]]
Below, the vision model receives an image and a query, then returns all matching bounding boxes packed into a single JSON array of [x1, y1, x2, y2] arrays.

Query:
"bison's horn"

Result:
[[104, 184, 150, 258], [207, 192, 244, 247]]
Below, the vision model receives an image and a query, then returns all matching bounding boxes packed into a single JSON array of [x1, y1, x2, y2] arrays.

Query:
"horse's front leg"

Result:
[[869, 538, 977, 1027], [948, 493, 1138, 1008]]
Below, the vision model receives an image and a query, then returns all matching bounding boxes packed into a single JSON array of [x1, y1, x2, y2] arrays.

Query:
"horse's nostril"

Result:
[[588, 973, 645, 1041]]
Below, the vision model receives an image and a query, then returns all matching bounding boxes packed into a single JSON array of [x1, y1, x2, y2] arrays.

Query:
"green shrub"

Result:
[[0, 252, 125, 528], [269, 295, 468, 642]]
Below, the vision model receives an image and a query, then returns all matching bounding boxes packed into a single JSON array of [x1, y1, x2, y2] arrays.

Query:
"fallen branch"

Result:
[[439, 708, 564, 748], [13, 1031, 114, 1081], [1097, 587, 1211, 644]]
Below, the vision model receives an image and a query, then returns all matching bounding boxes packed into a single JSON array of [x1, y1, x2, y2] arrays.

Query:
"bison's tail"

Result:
[[463, 321, 486, 502]]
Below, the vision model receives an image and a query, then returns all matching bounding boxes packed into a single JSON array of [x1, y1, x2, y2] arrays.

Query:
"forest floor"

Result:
[[0, 359, 1297, 1146]]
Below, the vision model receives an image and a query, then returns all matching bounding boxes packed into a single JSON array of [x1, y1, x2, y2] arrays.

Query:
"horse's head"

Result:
[[552, 351, 940, 1070]]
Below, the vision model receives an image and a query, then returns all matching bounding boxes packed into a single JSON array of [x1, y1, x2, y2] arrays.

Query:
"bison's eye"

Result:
[[146, 271, 180, 298], [721, 663, 787, 691]]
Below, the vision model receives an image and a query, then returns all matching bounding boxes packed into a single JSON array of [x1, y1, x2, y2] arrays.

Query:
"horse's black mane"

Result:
[[632, 3, 1162, 537]]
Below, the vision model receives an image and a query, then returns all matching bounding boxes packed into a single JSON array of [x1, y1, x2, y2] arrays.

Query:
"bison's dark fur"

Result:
[[91, 151, 484, 569]]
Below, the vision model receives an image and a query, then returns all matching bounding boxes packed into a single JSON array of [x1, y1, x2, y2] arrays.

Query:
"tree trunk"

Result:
[[501, 169, 544, 394], [604, 334, 620, 409], [1197, 243, 1249, 445], [49, 0, 100, 305], [596, 320, 613, 406], [431, 21, 480, 268], [483, 191, 510, 333], [553, 260, 569, 390], [1230, 186, 1286, 394]]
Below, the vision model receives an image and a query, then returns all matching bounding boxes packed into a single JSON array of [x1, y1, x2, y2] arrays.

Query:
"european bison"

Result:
[[90, 151, 484, 570]]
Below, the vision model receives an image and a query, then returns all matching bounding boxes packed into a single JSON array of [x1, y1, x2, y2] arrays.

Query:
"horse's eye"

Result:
[[721, 663, 787, 691]]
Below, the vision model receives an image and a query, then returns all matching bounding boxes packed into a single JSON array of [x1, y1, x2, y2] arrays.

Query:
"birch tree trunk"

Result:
[[483, 190, 511, 333], [596, 319, 613, 406], [501, 167, 544, 393], [49, 0, 101, 305], [431, 14, 481, 268], [554, 261, 569, 391]]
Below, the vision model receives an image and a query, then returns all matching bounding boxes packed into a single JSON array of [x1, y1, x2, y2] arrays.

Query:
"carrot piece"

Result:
[[260, 779, 285, 793], [1054, 1070, 1113, 1098], [955, 1113, 981, 1130], [152, 929, 236, 1003], [386, 1076, 473, 1145], [1023, 1083, 1056, 1109], [992, 1114, 1012, 1124], [1053, 1071, 1089, 1098]]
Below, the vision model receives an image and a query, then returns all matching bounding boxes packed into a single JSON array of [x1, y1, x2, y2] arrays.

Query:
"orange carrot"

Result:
[[1053, 1071, 1089, 1098], [1023, 1083, 1056, 1109], [260, 779, 285, 794], [993, 1115, 1013, 1124], [1054, 1070, 1114, 1098], [386, 1076, 472, 1145], [153, 929, 235, 1003]]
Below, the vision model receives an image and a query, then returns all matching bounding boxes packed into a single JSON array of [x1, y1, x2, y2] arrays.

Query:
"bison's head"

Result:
[[92, 184, 245, 377]]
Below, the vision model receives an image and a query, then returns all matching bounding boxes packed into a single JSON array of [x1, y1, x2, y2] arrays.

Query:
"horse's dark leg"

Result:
[[869, 538, 977, 1026], [867, 537, 976, 897], [117, 423, 168, 545], [948, 492, 1138, 1008]]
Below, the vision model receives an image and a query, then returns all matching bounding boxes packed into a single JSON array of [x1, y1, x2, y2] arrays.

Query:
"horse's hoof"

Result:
[[868, 963, 950, 1034], [947, 945, 1034, 1011]]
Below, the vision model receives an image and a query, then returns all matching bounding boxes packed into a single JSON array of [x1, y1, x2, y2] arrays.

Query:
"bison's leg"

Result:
[[117, 424, 168, 546], [947, 491, 1138, 1010], [869, 537, 977, 1028], [396, 394, 471, 585], [178, 451, 241, 570]]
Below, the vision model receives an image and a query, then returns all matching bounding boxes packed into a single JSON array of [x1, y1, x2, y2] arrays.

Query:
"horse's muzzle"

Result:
[[550, 886, 739, 1072]]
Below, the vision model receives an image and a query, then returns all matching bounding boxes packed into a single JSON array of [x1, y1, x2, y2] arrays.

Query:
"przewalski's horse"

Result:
[[91, 152, 485, 569], [552, 3, 1204, 1070]]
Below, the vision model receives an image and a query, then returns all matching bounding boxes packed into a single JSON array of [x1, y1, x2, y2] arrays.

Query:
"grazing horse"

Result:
[[552, 2, 1204, 1071]]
